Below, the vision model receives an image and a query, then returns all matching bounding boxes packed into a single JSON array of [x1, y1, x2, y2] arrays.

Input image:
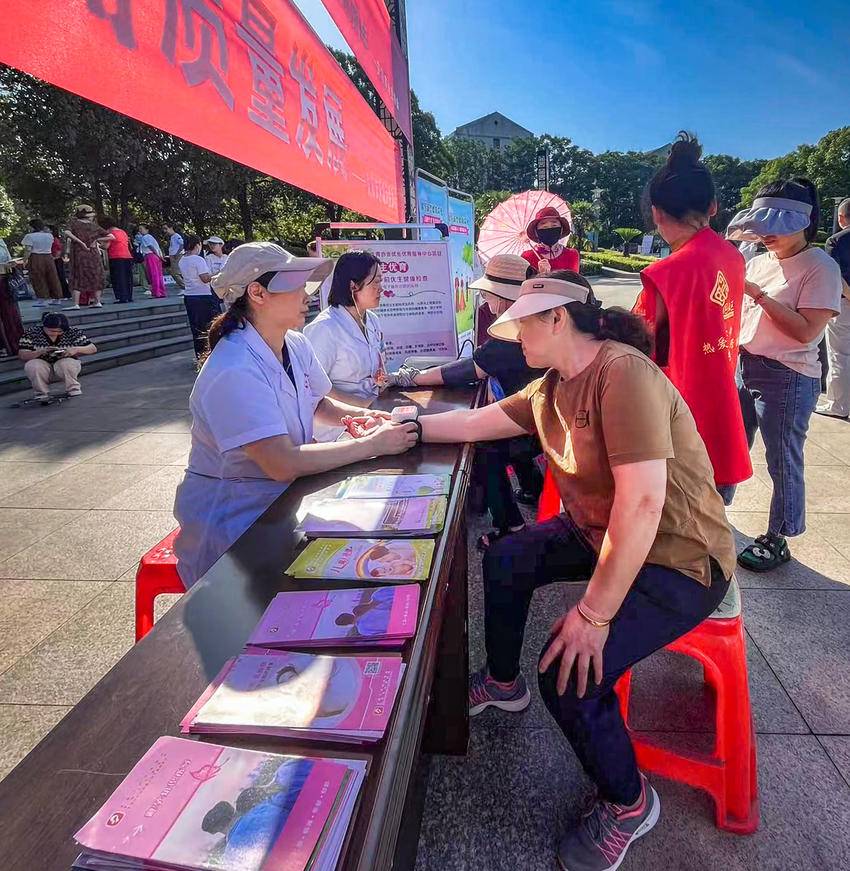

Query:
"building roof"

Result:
[[451, 111, 534, 139]]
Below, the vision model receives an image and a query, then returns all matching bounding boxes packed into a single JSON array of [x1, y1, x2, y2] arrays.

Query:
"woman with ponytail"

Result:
[[417, 271, 735, 870], [173, 242, 418, 589], [634, 132, 751, 495], [724, 178, 842, 571]]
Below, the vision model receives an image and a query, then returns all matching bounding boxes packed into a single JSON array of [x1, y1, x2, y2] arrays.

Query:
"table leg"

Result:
[[422, 515, 469, 756]]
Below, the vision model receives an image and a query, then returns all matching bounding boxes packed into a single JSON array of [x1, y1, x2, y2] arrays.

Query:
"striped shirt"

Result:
[[19, 326, 91, 363]]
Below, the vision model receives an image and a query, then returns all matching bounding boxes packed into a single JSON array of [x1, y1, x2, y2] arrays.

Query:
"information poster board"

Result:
[[640, 234, 655, 255], [415, 172, 449, 228], [318, 240, 458, 369], [447, 191, 476, 352]]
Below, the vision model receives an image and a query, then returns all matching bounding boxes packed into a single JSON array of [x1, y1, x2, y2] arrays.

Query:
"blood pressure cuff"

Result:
[[439, 357, 478, 387], [726, 196, 812, 242]]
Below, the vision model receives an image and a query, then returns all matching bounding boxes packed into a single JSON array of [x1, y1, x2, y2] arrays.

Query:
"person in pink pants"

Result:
[[136, 224, 167, 298]]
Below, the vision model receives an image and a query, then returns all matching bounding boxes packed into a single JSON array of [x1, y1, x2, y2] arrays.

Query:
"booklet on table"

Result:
[[73, 736, 366, 871], [247, 585, 420, 649], [181, 650, 406, 743], [335, 473, 450, 500], [286, 538, 435, 582], [296, 496, 446, 537]]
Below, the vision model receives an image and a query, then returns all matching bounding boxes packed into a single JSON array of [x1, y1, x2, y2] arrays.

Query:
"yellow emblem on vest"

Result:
[[710, 271, 734, 320]]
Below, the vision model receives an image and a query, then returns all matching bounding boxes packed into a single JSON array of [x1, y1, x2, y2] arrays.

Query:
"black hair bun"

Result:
[[666, 131, 703, 171]]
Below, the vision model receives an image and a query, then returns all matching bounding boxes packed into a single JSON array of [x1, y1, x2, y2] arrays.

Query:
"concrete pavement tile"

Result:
[[725, 475, 773, 512], [100, 465, 185, 510], [774, 465, 850, 513], [728, 511, 850, 589], [626, 635, 809, 735], [750, 430, 839, 466], [83, 432, 190, 466], [743, 590, 850, 734], [0, 463, 161, 510], [0, 579, 108, 674], [808, 514, 850, 561], [0, 705, 71, 781], [0, 508, 85, 563], [0, 430, 142, 464], [0, 510, 176, 581], [811, 435, 850, 466], [0, 583, 135, 705], [0, 462, 76, 500], [819, 737, 850, 789]]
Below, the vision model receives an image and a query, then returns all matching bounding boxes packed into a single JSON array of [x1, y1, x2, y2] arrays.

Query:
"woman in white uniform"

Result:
[[173, 242, 418, 589], [303, 251, 388, 419]]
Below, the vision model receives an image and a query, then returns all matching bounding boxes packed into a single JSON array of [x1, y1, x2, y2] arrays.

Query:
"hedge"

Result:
[[580, 259, 603, 276], [585, 249, 656, 273]]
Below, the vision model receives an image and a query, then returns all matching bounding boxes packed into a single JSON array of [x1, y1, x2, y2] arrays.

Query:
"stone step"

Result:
[[0, 335, 195, 395], [68, 311, 190, 340], [21, 297, 186, 326], [0, 322, 193, 374]]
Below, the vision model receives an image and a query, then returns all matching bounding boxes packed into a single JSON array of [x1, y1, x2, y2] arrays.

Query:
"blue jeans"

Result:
[[734, 350, 820, 536]]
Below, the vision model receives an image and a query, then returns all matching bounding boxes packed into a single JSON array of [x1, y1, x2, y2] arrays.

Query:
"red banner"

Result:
[[0, 0, 404, 221], [320, 0, 412, 143]]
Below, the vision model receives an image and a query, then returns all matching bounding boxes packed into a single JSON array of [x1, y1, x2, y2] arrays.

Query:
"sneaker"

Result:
[[468, 667, 531, 716], [67, 387, 82, 397], [65, 304, 80, 310], [737, 532, 791, 573], [814, 406, 848, 420], [558, 774, 660, 871], [92, 301, 103, 307]]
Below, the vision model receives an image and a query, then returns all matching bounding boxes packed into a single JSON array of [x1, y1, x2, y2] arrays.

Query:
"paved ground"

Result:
[[0, 276, 848, 868]]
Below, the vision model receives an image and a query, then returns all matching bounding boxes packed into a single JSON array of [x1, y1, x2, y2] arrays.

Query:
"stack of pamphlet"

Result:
[[335, 473, 450, 499], [286, 538, 435, 582], [247, 585, 420, 650], [73, 736, 366, 871], [181, 650, 405, 744]]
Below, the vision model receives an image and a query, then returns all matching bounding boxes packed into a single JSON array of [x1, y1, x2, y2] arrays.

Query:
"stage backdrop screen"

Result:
[[0, 0, 404, 221]]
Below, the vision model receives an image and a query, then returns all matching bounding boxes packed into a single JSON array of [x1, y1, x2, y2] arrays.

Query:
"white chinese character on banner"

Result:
[[161, 0, 234, 109], [237, 0, 288, 141], [290, 47, 323, 164], [323, 85, 346, 176]]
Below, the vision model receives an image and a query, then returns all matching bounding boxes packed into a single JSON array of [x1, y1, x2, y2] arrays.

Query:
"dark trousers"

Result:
[[109, 258, 134, 302], [478, 436, 543, 531], [54, 258, 70, 298], [183, 293, 222, 358], [483, 514, 729, 805]]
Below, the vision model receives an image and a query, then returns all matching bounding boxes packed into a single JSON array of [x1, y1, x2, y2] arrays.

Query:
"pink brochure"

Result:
[[183, 652, 405, 736], [247, 585, 420, 647], [74, 736, 346, 871]]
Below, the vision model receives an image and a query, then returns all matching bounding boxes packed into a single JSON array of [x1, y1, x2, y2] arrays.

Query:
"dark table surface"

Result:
[[0, 386, 477, 871]]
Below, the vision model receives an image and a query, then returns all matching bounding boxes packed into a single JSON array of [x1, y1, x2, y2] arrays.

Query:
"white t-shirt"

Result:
[[179, 253, 212, 296], [21, 232, 54, 255], [205, 251, 229, 275], [740, 246, 842, 378]]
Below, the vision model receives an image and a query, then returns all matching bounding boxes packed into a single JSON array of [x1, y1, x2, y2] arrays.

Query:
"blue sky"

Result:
[[295, 0, 849, 160]]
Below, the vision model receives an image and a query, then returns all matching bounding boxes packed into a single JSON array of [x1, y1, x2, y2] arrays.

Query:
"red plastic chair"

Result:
[[134, 528, 184, 642], [537, 469, 759, 833]]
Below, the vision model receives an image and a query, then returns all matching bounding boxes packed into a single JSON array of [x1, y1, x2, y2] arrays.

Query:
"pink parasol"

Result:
[[477, 190, 573, 263]]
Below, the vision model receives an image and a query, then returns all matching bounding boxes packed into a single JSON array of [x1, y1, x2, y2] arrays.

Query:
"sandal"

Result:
[[737, 533, 791, 573], [477, 525, 525, 552]]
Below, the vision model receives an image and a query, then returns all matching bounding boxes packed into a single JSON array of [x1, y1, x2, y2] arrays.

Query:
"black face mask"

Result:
[[536, 227, 562, 247]]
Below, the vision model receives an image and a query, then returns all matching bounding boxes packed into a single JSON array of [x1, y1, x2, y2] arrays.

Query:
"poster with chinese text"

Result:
[[448, 192, 476, 352]]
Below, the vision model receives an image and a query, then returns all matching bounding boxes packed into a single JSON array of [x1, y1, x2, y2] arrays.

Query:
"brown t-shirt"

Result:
[[499, 340, 736, 587]]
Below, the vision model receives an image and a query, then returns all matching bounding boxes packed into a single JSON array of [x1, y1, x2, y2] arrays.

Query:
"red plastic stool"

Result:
[[134, 528, 184, 642], [537, 467, 562, 522], [536, 469, 759, 833]]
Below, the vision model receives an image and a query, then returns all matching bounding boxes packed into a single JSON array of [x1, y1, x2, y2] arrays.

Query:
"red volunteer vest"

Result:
[[633, 228, 751, 486], [521, 245, 580, 273]]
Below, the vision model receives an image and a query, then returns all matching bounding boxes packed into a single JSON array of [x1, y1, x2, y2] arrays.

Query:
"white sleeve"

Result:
[[297, 333, 332, 408], [303, 321, 336, 376], [200, 367, 288, 453]]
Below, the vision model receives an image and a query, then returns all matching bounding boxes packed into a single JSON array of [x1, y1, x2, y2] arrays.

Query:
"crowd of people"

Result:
[[0, 133, 847, 868]]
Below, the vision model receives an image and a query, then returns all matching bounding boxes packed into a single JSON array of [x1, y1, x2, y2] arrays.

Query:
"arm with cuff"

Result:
[[413, 357, 484, 388]]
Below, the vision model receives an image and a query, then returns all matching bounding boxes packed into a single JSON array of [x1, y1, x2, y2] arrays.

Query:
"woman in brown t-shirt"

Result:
[[419, 270, 735, 871]]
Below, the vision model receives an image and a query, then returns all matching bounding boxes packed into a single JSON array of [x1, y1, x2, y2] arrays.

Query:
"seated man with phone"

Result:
[[18, 312, 97, 404]]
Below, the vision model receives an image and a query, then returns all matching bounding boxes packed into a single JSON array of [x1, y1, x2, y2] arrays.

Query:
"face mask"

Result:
[[536, 227, 562, 247]]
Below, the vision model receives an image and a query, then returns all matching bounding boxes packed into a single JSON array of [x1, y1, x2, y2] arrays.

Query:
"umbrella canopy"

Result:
[[478, 191, 573, 263]]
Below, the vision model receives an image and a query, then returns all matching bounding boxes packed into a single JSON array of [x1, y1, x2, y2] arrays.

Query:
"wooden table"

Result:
[[0, 386, 477, 871]]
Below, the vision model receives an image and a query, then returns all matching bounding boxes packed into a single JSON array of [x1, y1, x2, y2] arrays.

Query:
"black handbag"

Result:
[[7, 268, 32, 300]]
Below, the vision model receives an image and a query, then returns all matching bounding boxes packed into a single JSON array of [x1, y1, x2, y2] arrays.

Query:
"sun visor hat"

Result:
[[488, 277, 592, 342], [468, 253, 530, 301], [726, 197, 813, 242], [211, 241, 333, 305]]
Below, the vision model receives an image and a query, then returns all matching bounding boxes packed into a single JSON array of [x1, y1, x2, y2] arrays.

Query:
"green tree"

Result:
[[614, 227, 642, 254], [0, 183, 19, 237], [703, 154, 767, 231], [567, 200, 598, 251], [411, 92, 454, 181]]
